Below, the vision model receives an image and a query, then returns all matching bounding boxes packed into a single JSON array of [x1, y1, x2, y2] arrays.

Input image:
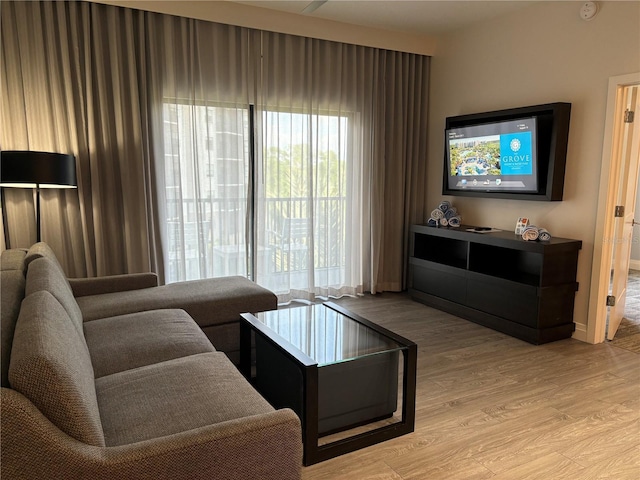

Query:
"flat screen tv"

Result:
[[443, 103, 571, 201]]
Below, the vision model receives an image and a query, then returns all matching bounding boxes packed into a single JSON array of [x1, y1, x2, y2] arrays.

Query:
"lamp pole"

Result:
[[35, 184, 42, 242], [1, 187, 9, 248]]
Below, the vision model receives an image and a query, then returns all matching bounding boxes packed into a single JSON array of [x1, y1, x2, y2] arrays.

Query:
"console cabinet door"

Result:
[[466, 272, 538, 327], [410, 259, 467, 304]]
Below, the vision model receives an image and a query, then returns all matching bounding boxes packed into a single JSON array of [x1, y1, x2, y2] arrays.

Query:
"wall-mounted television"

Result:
[[442, 103, 571, 201]]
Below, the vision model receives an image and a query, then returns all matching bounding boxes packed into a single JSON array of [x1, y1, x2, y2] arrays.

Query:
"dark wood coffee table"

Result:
[[240, 302, 417, 466]]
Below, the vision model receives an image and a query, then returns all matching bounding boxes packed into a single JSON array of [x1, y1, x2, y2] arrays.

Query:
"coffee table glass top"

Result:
[[253, 303, 402, 367]]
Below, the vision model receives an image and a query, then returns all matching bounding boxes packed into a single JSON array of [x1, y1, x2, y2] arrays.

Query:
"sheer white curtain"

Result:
[[255, 34, 430, 298], [255, 33, 370, 302], [153, 23, 370, 302], [151, 17, 254, 283], [152, 23, 429, 300]]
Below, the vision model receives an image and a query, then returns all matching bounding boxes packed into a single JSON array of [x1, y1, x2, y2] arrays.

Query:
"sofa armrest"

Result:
[[1, 387, 302, 480], [68, 273, 159, 297]]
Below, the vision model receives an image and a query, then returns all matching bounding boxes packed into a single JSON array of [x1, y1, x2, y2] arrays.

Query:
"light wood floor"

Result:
[[610, 269, 640, 353], [301, 293, 640, 480]]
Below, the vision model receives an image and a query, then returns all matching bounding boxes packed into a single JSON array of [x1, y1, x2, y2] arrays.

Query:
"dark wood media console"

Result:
[[408, 224, 582, 344]]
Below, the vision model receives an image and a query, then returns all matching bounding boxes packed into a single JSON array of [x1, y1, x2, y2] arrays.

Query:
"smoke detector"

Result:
[[580, 2, 598, 21]]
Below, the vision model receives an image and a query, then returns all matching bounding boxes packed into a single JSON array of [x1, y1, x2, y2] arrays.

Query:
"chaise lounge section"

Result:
[[27, 242, 277, 364], [1, 243, 302, 479]]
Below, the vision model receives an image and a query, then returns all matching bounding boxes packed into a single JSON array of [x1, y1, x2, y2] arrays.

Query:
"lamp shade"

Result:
[[0, 150, 77, 188]]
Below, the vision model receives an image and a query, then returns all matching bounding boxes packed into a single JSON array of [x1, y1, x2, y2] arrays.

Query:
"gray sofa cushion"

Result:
[[96, 352, 274, 447], [69, 272, 159, 297], [1, 270, 25, 387], [8, 291, 105, 447], [84, 309, 216, 378], [26, 257, 84, 335], [24, 242, 66, 272], [1, 248, 27, 272], [77, 276, 277, 327]]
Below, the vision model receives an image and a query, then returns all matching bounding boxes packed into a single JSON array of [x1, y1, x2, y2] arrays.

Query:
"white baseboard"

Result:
[[630, 259, 640, 271], [571, 323, 589, 343]]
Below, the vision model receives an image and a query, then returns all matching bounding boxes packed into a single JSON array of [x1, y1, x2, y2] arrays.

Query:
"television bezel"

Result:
[[442, 102, 571, 201]]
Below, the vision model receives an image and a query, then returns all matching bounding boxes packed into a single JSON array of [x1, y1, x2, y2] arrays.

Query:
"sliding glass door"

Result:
[[256, 109, 353, 301], [162, 102, 358, 302], [162, 102, 251, 282]]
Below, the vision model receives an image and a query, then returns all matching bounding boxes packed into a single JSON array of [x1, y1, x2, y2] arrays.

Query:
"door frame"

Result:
[[586, 72, 640, 344]]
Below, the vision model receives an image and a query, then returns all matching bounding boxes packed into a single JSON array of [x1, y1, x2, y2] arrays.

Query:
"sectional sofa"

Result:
[[1, 243, 302, 479]]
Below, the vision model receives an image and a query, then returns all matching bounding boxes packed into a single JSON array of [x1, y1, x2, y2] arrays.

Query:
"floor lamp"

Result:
[[1, 151, 77, 246]]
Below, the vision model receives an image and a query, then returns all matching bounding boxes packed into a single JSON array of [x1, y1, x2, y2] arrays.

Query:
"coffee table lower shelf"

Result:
[[240, 302, 417, 466]]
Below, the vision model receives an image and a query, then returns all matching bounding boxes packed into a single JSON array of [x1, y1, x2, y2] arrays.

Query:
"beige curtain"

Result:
[[1, 1, 163, 278], [371, 51, 430, 292], [1, 0, 429, 293]]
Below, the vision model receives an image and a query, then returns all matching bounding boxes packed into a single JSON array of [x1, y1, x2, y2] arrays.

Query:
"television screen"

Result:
[[445, 117, 538, 193], [442, 103, 571, 201]]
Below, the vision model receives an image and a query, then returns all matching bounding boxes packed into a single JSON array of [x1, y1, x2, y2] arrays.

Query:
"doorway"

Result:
[[608, 171, 640, 350], [587, 73, 640, 344], [608, 269, 640, 352]]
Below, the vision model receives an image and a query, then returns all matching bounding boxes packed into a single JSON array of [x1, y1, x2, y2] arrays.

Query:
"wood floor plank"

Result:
[[560, 419, 640, 468], [302, 459, 404, 480], [489, 452, 585, 480], [571, 444, 640, 479], [299, 292, 640, 480], [473, 442, 560, 476]]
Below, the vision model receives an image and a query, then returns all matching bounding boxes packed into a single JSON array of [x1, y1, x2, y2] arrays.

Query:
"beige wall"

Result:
[[94, 0, 437, 55], [427, 1, 640, 340]]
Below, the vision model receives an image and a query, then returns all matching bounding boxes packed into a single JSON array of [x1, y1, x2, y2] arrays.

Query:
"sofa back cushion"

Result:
[[8, 290, 105, 446], [1, 270, 25, 387], [1, 248, 27, 272], [26, 257, 84, 333], [24, 242, 69, 277]]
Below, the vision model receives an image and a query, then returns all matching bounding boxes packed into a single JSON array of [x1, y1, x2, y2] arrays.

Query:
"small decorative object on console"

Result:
[[427, 200, 462, 227], [515, 217, 529, 235], [522, 225, 553, 242]]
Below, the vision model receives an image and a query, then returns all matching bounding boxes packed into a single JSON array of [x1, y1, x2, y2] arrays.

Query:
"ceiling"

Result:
[[234, 1, 540, 36]]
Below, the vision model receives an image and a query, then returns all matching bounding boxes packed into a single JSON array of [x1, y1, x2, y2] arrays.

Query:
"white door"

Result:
[[607, 85, 640, 340]]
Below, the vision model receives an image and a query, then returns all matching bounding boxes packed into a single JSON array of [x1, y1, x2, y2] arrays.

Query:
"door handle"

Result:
[[633, 219, 639, 226]]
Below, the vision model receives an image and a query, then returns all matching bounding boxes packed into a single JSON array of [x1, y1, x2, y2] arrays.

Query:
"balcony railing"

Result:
[[165, 196, 347, 284]]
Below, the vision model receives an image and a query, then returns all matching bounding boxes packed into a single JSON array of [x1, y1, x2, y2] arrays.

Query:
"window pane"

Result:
[[162, 103, 356, 299], [163, 103, 249, 283], [259, 110, 349, 295]]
